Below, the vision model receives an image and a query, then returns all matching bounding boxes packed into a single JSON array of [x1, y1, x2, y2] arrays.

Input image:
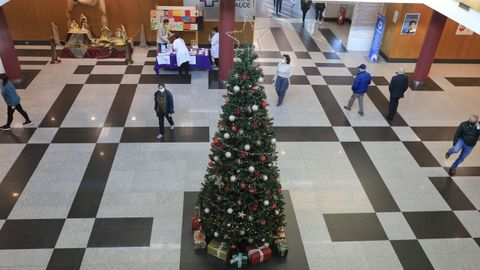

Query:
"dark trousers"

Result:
[[275, 0, 283, 14], [178, 61, 189, 76], [301, 1, 312, 22], [316, 8, 324, 21], [157, 112, 174, 135], [7, 104, 30, 127], [214, 58, 219, 67], [388, 97, 400, 119]]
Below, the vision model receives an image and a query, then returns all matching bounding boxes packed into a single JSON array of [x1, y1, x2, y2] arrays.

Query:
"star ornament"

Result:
[[238, 211, 246, 219]]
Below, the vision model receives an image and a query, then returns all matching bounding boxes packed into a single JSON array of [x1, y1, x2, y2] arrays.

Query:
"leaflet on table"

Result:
[[156, 54, 171, 65], [189, 55, 197, 65]]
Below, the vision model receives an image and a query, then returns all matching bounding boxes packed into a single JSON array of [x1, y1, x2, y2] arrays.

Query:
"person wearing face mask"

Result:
[[157, 19, 172, 52], [154, 83, 175, 139], [0, 73, 32, 130], [445, 115, 480, 176], [172, 34, 190, 77], [272, 55, 292, 106]]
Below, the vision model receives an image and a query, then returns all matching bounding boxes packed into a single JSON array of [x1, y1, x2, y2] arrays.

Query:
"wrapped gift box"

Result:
[[246, 245, 272, 265], [193, 230, 206, 249], [207, 240, 230, 261], [191, 215, 200, 230], [229, 253, 248, 268], [274, 238, 288, 257], [276, 227, 286, 238]]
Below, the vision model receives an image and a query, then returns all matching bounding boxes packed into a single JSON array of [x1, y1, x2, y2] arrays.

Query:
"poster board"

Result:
[[400, 13, 420, 35], [153, 6, 202, 32]]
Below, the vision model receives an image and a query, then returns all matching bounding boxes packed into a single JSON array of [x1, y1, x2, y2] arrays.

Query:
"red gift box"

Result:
[[191, 208, 200, 230], [246, 245, 272, 265]]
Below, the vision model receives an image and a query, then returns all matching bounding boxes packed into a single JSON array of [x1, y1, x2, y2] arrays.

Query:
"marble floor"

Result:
[[1, 2, 480, 270]]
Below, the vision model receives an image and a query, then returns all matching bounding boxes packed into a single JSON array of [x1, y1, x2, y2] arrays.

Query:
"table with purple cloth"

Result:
[[154, 49, 211, 74]]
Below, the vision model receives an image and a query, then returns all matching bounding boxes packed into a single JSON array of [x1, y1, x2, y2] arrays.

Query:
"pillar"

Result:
[[412, 10, 447, 87], [0, 6, 21, 80], [219, 0, 235, 81]]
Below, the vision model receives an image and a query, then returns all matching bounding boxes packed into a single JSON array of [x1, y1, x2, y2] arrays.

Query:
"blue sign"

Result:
[[368, 14, 386, 63]]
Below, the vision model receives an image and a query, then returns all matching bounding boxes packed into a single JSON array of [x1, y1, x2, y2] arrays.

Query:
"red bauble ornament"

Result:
[[208, 161, 214, 167], [250, 202, 258, 211], [240, 151, 248, 158], [240, 182, 246, 189], [272, 203, 277, 209], [242, 72, 249, 80], [264, 120, 270, 127], [251, 120, 259, 128], [224, 186, 232, 192], [249, 186, 255, 193], [214, 138, 220, 145], [210, 143, 215, 148], [254, 171, 260, 177], [260, 155, 267, 162], [277, 188, 282, 194], [261, 100, 268, 108], [232, 125, 238, 132], [230, 244, 237, 251]]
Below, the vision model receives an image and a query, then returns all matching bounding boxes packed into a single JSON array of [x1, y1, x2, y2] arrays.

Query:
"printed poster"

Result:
[[368, 14, 386, 63], [400, 13, 420, 35]]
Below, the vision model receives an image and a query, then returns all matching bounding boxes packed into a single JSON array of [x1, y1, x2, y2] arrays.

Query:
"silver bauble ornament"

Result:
[[230, 175, 237, 182], [233, 85, 240, 92], [248, 166, 255, 173], [213, 156, 219, 162], [240, 230, 245, 236], [264, 200, 270, 206], [275, 210, 280, 215], [271, 138, 277, 144], [225, 152, 232, 158], [224, 133, 231, 139], [204, 208, 210, 214], [244, 144, 251, 151], [227, 208, 233, 214], [229, 115, 236, 122], [252, 105, 259, 112], [258, 77, 264, 83], [262, 175, 268, 181], [214, 232, 219, 238]]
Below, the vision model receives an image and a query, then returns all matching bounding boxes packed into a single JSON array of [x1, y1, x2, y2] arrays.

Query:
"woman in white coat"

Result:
[[209, 27, 220, 68], [172, 34, 190, 76]]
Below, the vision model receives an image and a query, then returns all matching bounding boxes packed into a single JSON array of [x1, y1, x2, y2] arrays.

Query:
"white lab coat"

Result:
[[173, 38, 190, 65], [210, 32, 219, 58]]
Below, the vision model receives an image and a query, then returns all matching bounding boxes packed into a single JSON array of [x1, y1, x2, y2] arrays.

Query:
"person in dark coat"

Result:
[[275, 0, 283, 15], [387, 67, 409, 121], [0, 73, 32, 130], [344, 64, 372, 116], [154, 83, 175, 139], [445, 115, 480, 176], [314, 2, 326, 22], [300, 0, 312, 23]]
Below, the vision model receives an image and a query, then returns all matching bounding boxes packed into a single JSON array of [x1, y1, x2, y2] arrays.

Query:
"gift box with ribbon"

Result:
[[191, 208, 200, 230], [193, 230, 206, 249], [229, 253, 248, 268], [276, 227, 286, 238], [246, 244, 272, 265], [273, 238, 288, 257], [207, 239, 231, 261]]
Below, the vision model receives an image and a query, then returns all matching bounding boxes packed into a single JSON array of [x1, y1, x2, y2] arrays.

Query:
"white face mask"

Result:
[[159, 87, 165, 93], [281, 59, 286, 64]]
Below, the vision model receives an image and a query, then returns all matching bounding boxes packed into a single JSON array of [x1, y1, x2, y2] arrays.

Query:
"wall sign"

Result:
[[400, 13, 420, 35], [183, 0, 255, 21], [368, 14, 386, 63]]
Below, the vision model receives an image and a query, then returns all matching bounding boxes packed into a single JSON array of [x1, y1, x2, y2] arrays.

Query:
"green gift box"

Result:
[[207, 239, 230, 261], [229, 253, 248, 268], [274, 238, 288, 257]]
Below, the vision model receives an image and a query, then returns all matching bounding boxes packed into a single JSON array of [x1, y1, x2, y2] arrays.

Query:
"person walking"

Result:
[[275, 0, 283, 15], [209, 27, 219, 69], [344, 64, 372, 116], [273, 55, 292, 106], [387, 67, 409, 121], [445, 115, 480, 176], [1, 73, 32, 130], [154, 83, 175, 139], [300, 0, 312, 23], [172, 34, 190, 76], [314, 2, 326, 23], [157, 18, 172, 52]]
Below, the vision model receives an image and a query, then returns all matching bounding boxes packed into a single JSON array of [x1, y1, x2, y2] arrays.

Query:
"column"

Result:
[[219, 0, 235, 81], [0, 6, 21, 80], [412, 10, 447, 87]]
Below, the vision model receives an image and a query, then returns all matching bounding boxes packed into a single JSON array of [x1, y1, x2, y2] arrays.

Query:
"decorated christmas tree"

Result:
[[196, 45, 286, 254]]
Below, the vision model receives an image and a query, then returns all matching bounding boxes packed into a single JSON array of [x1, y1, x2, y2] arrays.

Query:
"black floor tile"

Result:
[[323, 52, 340, 59], [52, 128, 102, 143], [0, 144, 49, 219], [139, 74, 192, 84], [391, 240, 434, 270], [273, 127, 338, 142], [404, 142, 440, 167], [319, 29, 347, 52], [366, 86, 408, 126], [405, 73, 443, 91], [208, 70, 227, 89], [47, 248, 85, 270], [446, 77, 480, 87], [271, 27, 293, 51], [354, 127, 400, 141], [312, 85, 350, 126], [96, 61, 127, 65], [39, 84, 83, 127], [15, 49, 58, 57], [85, 74, 123, 84], [255, 51, 282, 58], [295, 52, 311, 59], [315, 63, 345, 68], [68, 144, 118, 218], [263, 75, 310, 85], [443, 166, 480, 176], [87, 218, 153, 247], [475, 238, 480, 248], [342, 142, 399, 212], [324, 213, 388, 241], [19, 60, 48, 65], [16, 69, 41, 89], [411, 127, 456, 141], [429, 177, 476, 210], [104, 84, 137, 127], [147, 50, 157, 57], [144, 61, 156, 65], [302, 67, 321, 76], [0, 128, 36, 143], [323, 76, 353, 85], [347, 67, 358, 76], [372, 76, 390, 86], [0, 219, 65, 249], [180, 191, 309, 270], [403, 211, 470, 239], [125, 65, 144, 74], [73, 65, 94, 75], [292, 23, 321, 52], [121, 127, 209, 143]]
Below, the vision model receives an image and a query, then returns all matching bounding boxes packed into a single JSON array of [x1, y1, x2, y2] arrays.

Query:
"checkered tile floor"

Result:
[[1, 2, 480, 269]]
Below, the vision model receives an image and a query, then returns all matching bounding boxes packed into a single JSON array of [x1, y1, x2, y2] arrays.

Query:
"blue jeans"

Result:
[[448, 139, 474, 169]]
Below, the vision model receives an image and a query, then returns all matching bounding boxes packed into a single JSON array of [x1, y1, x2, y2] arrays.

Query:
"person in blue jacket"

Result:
[[344, 64, 372, 116], [154, 83, 175, 139], [0, 73, 32, 130]]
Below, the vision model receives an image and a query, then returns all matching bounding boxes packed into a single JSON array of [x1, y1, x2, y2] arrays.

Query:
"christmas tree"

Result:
[[197, 45, 286, 250]]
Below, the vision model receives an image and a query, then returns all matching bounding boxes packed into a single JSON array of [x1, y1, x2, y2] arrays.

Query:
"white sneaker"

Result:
[[156, 134, 163, 139], [170, 125, 175, 130]]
